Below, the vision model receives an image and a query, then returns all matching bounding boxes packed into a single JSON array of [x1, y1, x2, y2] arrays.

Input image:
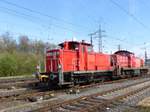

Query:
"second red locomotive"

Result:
[[39, 40, 148, 86]]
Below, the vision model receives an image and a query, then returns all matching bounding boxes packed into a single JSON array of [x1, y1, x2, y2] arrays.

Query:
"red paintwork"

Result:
[[45, 41, 144, 73], [113, 50, 144, 68], [46, 41, 112, 73]]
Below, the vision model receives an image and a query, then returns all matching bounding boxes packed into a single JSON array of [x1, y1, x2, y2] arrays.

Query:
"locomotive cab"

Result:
[[39, 40, 95, 86], [59, 41, 80, 50], [39, 40, 114, 86]]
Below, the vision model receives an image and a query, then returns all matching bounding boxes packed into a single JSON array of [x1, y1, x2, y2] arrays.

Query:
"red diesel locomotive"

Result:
[[39, 40, 148, 86]]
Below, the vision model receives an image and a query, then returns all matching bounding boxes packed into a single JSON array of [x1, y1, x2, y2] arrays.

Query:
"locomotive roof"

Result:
[[114, 50, 134, 55], [58, 41, 92, 46]]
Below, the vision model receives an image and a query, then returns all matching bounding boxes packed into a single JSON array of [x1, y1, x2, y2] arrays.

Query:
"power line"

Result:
[[0, 5, 54, 35], [79, 0, 138, 49], [108, 0, 150, 30], [89, 24, 106, 52], [0, 0, 90, 30], [97, 24, 106, 52], [0, 5, 84, 34], [88, 32, 96, 46], [0, 6, 45, 27], [1, 0, 147, 52], [0, 7, 80, 40]]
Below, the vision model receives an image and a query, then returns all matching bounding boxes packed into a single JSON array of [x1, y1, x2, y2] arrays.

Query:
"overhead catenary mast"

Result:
[[88, 31, 97, 46], [145, 48, 148, 66], [98, 24, 105, 52], [89, 24, 106, 53], [118, 44, 121, 51]]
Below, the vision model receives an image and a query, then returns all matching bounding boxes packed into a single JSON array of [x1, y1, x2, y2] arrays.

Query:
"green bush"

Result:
[[0, 52, 44, 77], [0, 53, 17, 76], [0, 33, 54, 77]]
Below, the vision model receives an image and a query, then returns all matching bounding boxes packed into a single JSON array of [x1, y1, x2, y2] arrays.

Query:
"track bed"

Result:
[[1, 76, 150, 112]]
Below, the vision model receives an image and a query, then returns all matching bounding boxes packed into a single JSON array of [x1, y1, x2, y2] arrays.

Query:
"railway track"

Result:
[[0, 76, 147, 102], [0, 77, 39, 99], [70, 75, 148, 93], [0, 76, 35, 83], [0, 83, 50, 100], [82, 81, 150, 112], [0, 89, 56, 103], [1, 76, 150, 112], [0, 79, 38, 89], [30, 77, 150, 112]]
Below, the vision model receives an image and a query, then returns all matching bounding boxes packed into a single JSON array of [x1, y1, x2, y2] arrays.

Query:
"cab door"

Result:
[[78, 45, 88, 71]]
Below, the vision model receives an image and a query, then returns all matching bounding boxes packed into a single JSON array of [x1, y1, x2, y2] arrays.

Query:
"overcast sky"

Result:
[[0, 0, 150, 58]]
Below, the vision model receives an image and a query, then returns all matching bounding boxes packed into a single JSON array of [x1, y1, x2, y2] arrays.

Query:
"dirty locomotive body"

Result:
[[39, 40, 148, 86]]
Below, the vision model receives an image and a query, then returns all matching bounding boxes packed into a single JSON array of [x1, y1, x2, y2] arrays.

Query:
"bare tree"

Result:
[[18, 35, 30, 52], [0, 32, 17, 53]]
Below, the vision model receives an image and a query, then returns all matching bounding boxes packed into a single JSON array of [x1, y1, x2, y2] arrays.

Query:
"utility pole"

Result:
[[97, 24, 106, 53], [118, 44, 121, 51], [143, 42, 148, 66], [98, 25, 102, 52], [88, 32, 97, 47], [89, 24, 106, 53], [145, 48, 148, 66]]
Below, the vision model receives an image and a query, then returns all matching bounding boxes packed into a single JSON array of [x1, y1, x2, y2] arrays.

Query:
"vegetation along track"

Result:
[[29, 76, 150, 112]]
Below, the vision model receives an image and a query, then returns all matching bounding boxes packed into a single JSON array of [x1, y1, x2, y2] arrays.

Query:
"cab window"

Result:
[[87, 46, 92, 52], [68, 42, 79, 50]]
